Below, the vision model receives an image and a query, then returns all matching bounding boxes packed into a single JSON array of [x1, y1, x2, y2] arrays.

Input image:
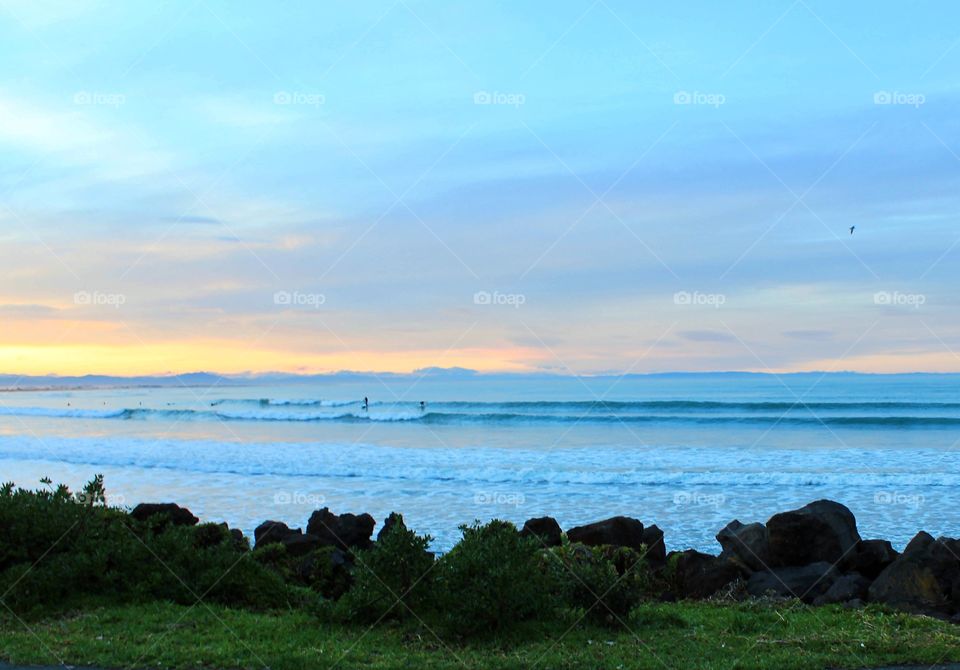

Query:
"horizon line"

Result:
[[2, 368, 959, 386]]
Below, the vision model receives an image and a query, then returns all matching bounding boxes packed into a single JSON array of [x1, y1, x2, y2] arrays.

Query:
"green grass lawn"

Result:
[[2, 601, 959, 670]]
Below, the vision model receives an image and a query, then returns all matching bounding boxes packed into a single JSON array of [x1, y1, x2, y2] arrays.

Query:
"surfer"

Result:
[[363, 397, 369, 411], [419, 401, 426, 411]]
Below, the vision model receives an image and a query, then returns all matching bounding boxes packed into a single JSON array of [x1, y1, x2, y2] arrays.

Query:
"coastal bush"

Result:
[[335, 514, 435, 623], [0, 476, 110, 571], [296, 546, 354, 600], [253, 543, 353, 600], [0, 477, 297, 612], [128, 522, 293, 609], [549, 544, 651, 623], [434, 520, 559, 637]]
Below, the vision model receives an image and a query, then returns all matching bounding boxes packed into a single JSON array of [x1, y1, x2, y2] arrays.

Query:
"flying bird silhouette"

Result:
[[849, 226, 855, 235]]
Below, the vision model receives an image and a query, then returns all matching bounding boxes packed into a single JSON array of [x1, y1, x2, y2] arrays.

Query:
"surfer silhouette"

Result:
[[363, 397, 369, 411], [419, 401, 426, 411]]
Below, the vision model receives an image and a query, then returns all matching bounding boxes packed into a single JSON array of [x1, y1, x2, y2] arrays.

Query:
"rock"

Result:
[[307, 508, 376, 550], [868, 532, 960, 615], [672, 550, 745, 599], [766, 500, 860, 567], [812, 572, 871, 606], [843, 539, 899, 580], [254, 520, 321, 556], [902, 530, 935, 556], [519, 517, 563, 547], [717, 520, 770, 572], [130, 502, 199, 527], [919, 536, 960, 598], [747, 562, 839, 603], [641, 524, 666, 569], [281, 533, 322, 557], [869, 559, 947, 614], [255, 520, 299, 546], [567, 516, 644, 550]]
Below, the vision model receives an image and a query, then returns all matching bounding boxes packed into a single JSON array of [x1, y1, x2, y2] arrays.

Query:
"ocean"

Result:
[[1, 372, 957, 552]]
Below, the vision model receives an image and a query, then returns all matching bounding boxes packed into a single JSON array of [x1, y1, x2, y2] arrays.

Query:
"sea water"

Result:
[[0, 372, 958, 552]]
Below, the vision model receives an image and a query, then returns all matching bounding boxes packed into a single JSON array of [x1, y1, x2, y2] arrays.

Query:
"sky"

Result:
[[1, 0, 959, 376]]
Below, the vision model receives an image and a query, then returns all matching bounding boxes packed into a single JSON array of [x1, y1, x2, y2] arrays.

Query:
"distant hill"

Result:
[[0, 372, 231, 389]]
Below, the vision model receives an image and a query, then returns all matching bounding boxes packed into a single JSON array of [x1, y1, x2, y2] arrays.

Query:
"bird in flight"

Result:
[[849, 226, 855, 235]]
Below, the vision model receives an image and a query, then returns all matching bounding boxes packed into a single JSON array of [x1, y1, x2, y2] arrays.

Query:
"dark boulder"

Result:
[[869, 559, 946, 613], [868, 532, 960, 615], [641, 524, 666, 569], [747, 562, 839, 603], [717, 520, 770, 572], [281, 533, 322, 557], [567, 516, 644, 550], [766, 500, 860, 567], [254, 520, 321, 556], [671, 550, 745, 599], [255, 520, 299, 546], [307, 507, 376, 550], [130, 502, 199, 527], [520, 516, 563, 547], [843, 539, 899, 580], [812, 572, 871, 606]]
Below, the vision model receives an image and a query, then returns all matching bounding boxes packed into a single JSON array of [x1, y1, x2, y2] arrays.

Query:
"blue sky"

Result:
[[1, 0, 959, 375]]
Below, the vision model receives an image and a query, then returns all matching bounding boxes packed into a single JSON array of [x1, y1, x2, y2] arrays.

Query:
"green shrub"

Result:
[[252, 543, 353, 600], [434, 520, 559, 638], [336, 514, 435, 623], [549, 544, 650, 624], [296, 546, 354, 600], [0, 476, 297, 613], [129, 523, 292, 609]]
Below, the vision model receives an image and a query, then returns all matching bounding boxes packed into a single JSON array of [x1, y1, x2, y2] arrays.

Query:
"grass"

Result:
[[2, 601, 959, 669]]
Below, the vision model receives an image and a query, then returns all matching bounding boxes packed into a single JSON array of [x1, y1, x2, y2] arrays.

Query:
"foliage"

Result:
[[335, 514, 435, 623], [433, 520, 559, 637], [548, 543, 651, 623], [0, 477, 296, 613]]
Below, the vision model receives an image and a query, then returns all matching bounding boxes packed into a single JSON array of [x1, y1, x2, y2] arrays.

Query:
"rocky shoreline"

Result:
[[130, 498, 960, 620]]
